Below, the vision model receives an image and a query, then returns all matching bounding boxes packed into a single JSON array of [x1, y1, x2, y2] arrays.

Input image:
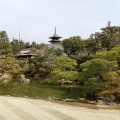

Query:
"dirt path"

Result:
[[0, 96, 120, 120]]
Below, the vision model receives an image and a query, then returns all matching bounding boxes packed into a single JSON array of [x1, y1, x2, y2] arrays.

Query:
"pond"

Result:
[[0, 79, 86, 99]]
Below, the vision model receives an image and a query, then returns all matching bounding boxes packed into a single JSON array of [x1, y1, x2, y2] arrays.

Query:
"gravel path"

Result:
[[0, 96, 120, 120]]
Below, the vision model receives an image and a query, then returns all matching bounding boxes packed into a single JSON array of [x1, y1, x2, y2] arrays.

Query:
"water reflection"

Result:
[[0, 83, 85, 99]]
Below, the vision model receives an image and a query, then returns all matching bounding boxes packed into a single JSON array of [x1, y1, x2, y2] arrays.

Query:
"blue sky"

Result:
[[0, 0, 120, 44]]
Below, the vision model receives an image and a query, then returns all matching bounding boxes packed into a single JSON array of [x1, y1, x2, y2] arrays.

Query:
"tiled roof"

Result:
[[49, 34, 62, 39], [47, 44, 64, 50]]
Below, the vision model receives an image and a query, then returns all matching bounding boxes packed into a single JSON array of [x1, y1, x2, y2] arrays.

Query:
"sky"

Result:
[[0, 0, 120, 44]]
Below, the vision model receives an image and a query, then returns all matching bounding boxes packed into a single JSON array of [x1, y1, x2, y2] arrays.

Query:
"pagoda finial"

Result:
[[55, 26, 56, 34]]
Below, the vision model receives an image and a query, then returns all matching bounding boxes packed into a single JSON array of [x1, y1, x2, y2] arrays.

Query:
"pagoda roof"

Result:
[[49, 27, 62, 40], [49, 34, 62, 39], [48, 40, 60, 43]]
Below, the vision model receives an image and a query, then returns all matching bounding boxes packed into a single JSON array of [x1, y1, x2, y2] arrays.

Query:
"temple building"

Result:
[[48, 27, 63, 50], [48, 27, 62, 43], [16, 48, 37, 58], [16, 27, 64, 58]]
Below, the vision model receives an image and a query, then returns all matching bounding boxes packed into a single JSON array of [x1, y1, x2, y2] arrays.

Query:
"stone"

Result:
[[57, 79, 75, 85], [110, 95, 116, 101], [53, 98, 62, 101], [108, 102, 117, 106], [10, 94, 21, 97], [87, 101, 97, 104], [78, 98, 87, 102], [97, 100, 106, 106], [64, 98, 76, 102], [96, 94, 104, 100], [103, 97, 111, 102], [48, 97, 53, 100], [1, 73, 11, 82], [20, 74, 30, 84], [24, 79, 30, 84]]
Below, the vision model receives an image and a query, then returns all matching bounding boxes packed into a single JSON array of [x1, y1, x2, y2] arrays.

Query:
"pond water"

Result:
[[0, 79, 86, 99]]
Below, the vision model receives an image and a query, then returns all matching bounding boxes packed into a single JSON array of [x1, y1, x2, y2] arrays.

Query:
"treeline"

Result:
[[0, 24, 120, 99]]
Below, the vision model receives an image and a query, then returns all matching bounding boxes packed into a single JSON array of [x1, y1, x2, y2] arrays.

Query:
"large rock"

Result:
[[78, 98, 87, 102], [96, 94, 105, 100], [97, 100, 107, 106], [2, 73, 11, 80], [0, 73, 12, 85], [20, 74, 30, 84], [64, 98, 76, 102], [110, 95, 116, 101], [57, 79, 74, 85], [87, 100, 97, 104]]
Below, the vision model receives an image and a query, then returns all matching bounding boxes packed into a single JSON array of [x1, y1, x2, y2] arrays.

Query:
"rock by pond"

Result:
[[20, 74, 30, 84]]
